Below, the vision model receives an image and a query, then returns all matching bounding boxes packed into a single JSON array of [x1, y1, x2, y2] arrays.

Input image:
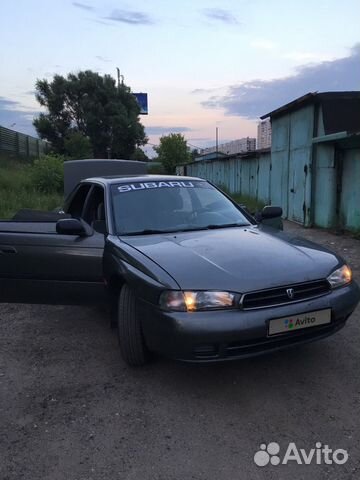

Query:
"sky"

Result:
[[1, 0, 360, 155]]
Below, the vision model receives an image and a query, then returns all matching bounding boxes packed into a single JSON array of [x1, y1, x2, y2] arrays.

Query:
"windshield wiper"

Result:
[[121, 223, 250, 236], [121, 228, 180, 236], [203, 222, 250, 229], [161, 223, 250, 233]]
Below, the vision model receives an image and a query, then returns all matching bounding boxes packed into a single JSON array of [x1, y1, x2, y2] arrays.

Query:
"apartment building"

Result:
[[257, 119, 272, 149], [200, 137, 256, 156]]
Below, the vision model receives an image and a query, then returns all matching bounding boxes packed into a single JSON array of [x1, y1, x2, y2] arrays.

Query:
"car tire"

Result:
[[117, 284, 149, 366]]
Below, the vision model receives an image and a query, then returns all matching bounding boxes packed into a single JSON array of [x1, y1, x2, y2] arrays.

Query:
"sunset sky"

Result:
[[1, 0, 360, 155]]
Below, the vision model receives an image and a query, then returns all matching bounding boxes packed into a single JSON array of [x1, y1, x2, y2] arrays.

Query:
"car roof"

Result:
[[81, 174, 203, 185]]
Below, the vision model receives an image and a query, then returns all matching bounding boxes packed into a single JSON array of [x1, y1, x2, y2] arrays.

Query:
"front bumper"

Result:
[[140, 281, 360, 362]]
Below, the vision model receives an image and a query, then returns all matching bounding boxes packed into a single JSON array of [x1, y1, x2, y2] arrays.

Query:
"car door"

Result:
[[0, 183, 108, 305]]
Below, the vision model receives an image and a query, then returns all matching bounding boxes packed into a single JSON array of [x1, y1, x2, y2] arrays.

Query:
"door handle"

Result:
[[0, 246, 17, 254]]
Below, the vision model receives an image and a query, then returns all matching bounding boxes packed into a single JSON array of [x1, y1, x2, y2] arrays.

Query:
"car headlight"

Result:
[[159, 290, 236, 312], [327, 265, 352, 288]]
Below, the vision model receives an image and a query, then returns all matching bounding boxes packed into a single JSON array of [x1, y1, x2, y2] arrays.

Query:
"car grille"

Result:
[[241, 279, 331, 310]]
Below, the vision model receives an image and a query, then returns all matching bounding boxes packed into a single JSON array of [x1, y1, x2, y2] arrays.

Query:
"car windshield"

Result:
[[111, 180, 251, 235]]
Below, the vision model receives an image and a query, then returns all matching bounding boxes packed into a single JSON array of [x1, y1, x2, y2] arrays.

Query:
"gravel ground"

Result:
[[1, 221, 359, 480]]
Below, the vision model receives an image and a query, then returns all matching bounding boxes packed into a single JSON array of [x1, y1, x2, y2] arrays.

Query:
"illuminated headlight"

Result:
[[327, 265, 352, 288], [159, 290, 236, 312]]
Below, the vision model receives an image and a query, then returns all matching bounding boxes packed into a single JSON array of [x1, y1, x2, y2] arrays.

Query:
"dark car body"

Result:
[[0, 175, 359, 363]]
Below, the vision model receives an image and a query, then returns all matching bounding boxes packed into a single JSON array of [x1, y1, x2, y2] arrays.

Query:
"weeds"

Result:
[[217, 184, 265, 214], [0, 157, 63, 219]]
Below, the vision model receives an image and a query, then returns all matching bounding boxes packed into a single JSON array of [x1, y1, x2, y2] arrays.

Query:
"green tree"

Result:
[[154, 133, 190, 174], [190, 148, 199, 161], [64, 131, 93, 159], [33, 70, 147, 158], [130, 147, 149, 162]]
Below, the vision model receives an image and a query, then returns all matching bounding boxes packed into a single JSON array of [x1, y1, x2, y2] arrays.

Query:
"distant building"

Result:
[[257, 119, 272, 149], [194, 151, 228, 162], [200, 137, 256, 156]]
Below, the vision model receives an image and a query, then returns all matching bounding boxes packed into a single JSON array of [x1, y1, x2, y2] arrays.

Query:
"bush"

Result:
[[147, 162, 166, 174], [31, 154, 64, 193]]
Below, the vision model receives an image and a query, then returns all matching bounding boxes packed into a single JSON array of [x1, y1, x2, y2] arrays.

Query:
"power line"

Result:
[[145, 141, 203, 151]]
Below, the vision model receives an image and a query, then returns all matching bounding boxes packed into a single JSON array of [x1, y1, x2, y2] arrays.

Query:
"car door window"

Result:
[[66, 184, 92, 218], [83, 185, 107, 234]]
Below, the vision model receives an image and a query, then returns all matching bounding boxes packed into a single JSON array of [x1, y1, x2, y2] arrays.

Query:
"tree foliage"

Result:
[[64, 132, 93, 159], [130, 147, 149, 162], [190, 148, 199, 161], [33, 70, 147, 158], [154, 133, 190, 174]]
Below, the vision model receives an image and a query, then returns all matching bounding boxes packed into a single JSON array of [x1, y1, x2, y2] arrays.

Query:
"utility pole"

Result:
[[216, 127, 219, 160], [116, 68, 120, 90], [116, 67, 125, 89]]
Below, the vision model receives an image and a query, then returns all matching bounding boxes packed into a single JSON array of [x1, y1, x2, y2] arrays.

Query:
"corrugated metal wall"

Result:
[[187, 107, 314, 225], [184, 140, 360, 232], [313, 143, 337, 228], [270, 105, 314, 225], [312, 142, 360, 231], [186, 151, 271, 206], [340, 148, 360, 230]]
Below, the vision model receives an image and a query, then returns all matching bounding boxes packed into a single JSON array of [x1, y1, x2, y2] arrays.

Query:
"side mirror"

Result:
[[256, 206, 283, 230], [261, 206, 283, 219], [56, 218, 92, 236]]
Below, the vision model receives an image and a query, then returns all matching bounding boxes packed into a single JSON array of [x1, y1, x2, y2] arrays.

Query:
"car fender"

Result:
[[104, 235, 180, 305]]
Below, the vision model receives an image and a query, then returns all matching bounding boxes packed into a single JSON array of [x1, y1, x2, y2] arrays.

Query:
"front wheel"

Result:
[[117, 284, 149, 366]]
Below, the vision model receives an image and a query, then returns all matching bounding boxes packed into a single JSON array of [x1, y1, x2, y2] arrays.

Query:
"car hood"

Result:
[[120, 227, 341, 292]]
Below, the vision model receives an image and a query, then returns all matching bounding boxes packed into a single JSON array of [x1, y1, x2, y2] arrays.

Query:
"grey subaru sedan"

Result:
[[1, 175, 359, 366]]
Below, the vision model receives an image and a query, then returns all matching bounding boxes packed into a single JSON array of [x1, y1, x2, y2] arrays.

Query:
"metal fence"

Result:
[[185, 150, 272, 205], [0, 126, 48, 159], [182, 140, 360, 231]]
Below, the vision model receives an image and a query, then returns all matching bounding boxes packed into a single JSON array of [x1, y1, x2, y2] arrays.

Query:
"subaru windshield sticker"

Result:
[[118, 181, 195, 193]]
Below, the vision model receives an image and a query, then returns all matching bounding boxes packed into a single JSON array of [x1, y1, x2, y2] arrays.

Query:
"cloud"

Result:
[[72, 2, 93, 11], [282, 51, 333, 62], [0, 97, 19, 110], [146, 126, 192, 135], [0, 97, 39, 136], [201, 44, 360, 119], [105, 9, 154, 25], [188, 137, 214, 142], [192, 88, 211, 95], [187, 137, 215, 148], [202, 8, 239, 25], [91, 19, 115, 27], [191, 86, 225, 95], [250, 39, 277, 50], [95, 55, 111, 63]]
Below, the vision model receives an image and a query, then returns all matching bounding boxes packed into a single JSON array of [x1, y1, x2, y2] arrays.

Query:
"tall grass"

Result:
[[0, 158, 63, 219], [217, 184, 265, 214]]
